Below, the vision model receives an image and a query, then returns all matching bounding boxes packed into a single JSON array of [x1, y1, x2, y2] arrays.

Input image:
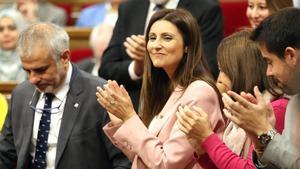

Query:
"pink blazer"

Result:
[[103, 80, 225, 169]]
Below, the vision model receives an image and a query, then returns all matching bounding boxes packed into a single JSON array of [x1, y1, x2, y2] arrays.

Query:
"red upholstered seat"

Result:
[[70, 48, 93, 63], [220, 1, 250, 36]]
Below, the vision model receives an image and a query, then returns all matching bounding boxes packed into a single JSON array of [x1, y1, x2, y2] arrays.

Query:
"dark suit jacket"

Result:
[[0, 65, 131, 169], [99, 0, 224, 111]]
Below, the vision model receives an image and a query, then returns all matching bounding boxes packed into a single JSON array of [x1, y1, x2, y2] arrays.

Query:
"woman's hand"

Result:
[[96, 80, 136, 122], [176, 105, 214, 149]]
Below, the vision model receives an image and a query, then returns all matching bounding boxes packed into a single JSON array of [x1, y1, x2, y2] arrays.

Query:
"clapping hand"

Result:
[[176, 105, 213, 155], [124, 34, 146, 61], [124, 35, 145, 76], [222, 86, 273, 140], [96, 80, 136, 123]]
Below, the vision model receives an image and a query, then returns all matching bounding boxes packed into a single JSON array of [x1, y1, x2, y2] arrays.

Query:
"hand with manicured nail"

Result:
[[96, 80, 136, 122]]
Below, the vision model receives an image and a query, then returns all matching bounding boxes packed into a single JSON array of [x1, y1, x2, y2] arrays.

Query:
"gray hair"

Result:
[[17, 22, 69, 61], [0, 8, 28, 32]]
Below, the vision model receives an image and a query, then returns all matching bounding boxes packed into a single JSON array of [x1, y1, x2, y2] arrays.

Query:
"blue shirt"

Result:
[[76, 3, 107, 27]]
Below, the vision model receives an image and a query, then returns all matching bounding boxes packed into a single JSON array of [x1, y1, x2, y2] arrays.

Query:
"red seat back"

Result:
[[220, 1, 250, 36], [70, 48, 93, 63]]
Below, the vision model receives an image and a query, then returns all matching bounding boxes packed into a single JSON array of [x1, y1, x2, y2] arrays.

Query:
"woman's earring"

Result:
[[185, 47, 188, 53]]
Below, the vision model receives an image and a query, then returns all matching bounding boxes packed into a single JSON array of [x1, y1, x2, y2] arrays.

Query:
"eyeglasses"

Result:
[[29, 89, 65, 114], [0, 25, 17, 32]]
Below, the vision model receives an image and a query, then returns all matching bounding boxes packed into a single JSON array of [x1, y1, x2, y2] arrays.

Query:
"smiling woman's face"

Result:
[[147, 20, 185, 78], [246, 0, 270, 28]]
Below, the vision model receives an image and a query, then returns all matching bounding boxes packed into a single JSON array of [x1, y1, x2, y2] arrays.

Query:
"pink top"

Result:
[[202, 134, 255, 169], [200, 98, 288, 169], [272, 98, 289, 134]]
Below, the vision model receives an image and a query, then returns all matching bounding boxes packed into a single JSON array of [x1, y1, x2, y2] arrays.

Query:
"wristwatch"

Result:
[[257, 129, 277, 147]]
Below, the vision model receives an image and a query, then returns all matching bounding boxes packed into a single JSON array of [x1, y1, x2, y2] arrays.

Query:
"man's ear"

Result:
[[61, 49, 70, 63], [284, 47, 299, 67], [60, 49, 70, 70]]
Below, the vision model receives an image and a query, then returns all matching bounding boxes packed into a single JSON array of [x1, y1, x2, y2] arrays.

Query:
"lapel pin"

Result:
[[74, 103, 79, 108]]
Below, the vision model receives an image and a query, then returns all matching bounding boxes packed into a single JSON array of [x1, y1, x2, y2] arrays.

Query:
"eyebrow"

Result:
[[0, 23, 16, 27], [23, 65, 49, 72], [149, 32, 176, 36]]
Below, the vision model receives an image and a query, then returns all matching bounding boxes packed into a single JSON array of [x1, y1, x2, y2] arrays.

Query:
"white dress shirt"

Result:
[[294, 0, 300, 7], [30, 63, 72, 169], [103, 2, 119, 26]]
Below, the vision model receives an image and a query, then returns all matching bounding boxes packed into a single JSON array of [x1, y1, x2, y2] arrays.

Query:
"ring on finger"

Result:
[[110, 99, 116, 105]]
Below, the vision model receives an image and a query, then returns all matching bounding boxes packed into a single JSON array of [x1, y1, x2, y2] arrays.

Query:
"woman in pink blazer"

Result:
[[96, 9, 225, 169]]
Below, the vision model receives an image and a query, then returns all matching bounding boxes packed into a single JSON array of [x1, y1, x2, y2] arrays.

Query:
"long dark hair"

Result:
[[140, 9, 222, 126], [218, 29, 281, 96]]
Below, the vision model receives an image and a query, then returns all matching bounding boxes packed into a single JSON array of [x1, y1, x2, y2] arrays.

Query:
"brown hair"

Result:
[[140, 8, 222, 126], [218, 29, 280, 96], [266, 0, 293, 13]]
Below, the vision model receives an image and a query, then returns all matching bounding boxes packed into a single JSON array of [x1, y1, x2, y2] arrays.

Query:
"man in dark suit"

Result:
[[99, 0, 224, 111], [0, 23, 131, 169]]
